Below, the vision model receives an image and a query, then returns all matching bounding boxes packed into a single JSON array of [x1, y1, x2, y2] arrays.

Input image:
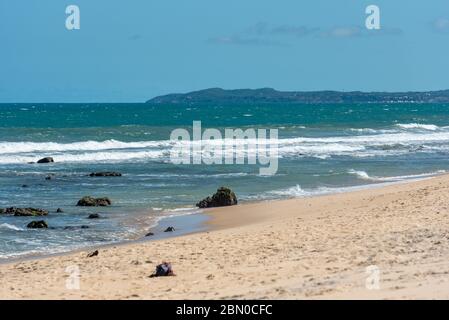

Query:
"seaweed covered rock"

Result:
[[0, 207, 49, 216], [27, 220, 48, 229], [77, 196, 111, 207], [196, 187, 238, 208]]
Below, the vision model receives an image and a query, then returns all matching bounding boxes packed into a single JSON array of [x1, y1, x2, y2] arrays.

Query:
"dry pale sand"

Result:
[[2, 175, 449, 299]]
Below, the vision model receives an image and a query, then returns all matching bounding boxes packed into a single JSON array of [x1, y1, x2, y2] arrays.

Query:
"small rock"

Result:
[[45, 176, 52, 180], [89, 172, 122, 177], [77, 196, 112, 207], [0, 207, 48, 216], [37, 157, 54, 164], [145, 232, 154, 237], [64, 225, 89, 230], [150, 262, 175, 277], [27, 220, 48, 229], [164, 227, 175, 232], [87, 250, 99, 258], [88, 213, 100, 219], [56, 208, 64, 213], [21, 185, 29, 188]]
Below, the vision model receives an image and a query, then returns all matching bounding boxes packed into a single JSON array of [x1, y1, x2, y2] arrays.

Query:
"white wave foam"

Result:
[[160, 207, 202, 219], [269, 185, 307, 197], [0, 150, 167, 164], [0, 139, 171, 155], [396, 123, 439, 131], [0, 223, 24, 231], [164, 207, 197, 213], [2, 123, 449, 164], [347, 170, 372, 180], [348, 169, 446, 182], [349, 128, 379, 134]]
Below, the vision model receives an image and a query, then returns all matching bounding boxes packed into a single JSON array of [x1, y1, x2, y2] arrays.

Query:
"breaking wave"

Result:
[[396, 123, 440, 131], [0, 223, 24, 231], [348, 169, 446, 182], [1, 123, 449, 164]]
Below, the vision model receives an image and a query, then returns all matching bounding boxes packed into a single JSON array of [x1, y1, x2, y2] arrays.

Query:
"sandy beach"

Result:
[[2, 175, 449, 299]]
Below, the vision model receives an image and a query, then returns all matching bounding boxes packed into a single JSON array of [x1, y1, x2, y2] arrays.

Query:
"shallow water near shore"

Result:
[[2, 102, 449, 260]]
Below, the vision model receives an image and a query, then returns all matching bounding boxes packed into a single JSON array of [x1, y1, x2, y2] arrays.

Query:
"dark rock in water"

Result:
[[88, 213, 100, 219], [63, 225, 90, 230], [89, 172, 122, 177], [196, 187, 238, 208], [37, 157, 54, 164], [145, 232, 155, 237], [0, 207, 48, 216], [27, 162, 35, 164], [45, 176, 52, 180], [164, 227, 175, 232], [196, 197, 213, 209], [21, 185, 29, 188], [27, 220, 48, 229], [77, 196, 112, 207], [87, 250, 99, 258], [56, 208, 64, 213]]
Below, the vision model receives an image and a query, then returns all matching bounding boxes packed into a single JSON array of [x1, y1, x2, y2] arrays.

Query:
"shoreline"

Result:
[[0, 175, 436, 264], [0, 210, 210, 265], [3, 174, 449, 298]]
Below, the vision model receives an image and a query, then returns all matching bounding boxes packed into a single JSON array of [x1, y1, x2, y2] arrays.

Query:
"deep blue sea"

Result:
[[2, 102, 449, 259]]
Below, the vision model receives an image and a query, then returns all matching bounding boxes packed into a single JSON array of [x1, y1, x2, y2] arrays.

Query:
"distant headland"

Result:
[[146, 88, 449, 104]]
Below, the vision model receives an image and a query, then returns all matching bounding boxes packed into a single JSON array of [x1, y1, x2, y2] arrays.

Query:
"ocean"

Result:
[[1, 102, 449, 260]]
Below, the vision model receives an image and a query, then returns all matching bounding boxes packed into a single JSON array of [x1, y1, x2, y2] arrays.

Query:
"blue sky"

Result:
[[1, 0, 449, 102]]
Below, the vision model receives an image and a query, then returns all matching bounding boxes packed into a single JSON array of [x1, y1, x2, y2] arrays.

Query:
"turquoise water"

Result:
[[2, 102, 449, 259]]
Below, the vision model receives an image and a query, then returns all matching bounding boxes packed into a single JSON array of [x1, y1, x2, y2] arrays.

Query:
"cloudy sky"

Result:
[[1, 0, 449, 102]]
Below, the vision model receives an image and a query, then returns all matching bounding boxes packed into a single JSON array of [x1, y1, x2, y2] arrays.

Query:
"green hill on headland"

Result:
[[146, 88, 449, 104]]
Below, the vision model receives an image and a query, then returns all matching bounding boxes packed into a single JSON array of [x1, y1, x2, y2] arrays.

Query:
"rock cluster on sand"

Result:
[[77, 196, 112, 207], [87, 250, 99, 258], [0, 207, 49, 216], [89, 172, 122, 177], [27, 220, 48, 229], [37, 157, 54, 164], [196, 187, 238, 208]]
